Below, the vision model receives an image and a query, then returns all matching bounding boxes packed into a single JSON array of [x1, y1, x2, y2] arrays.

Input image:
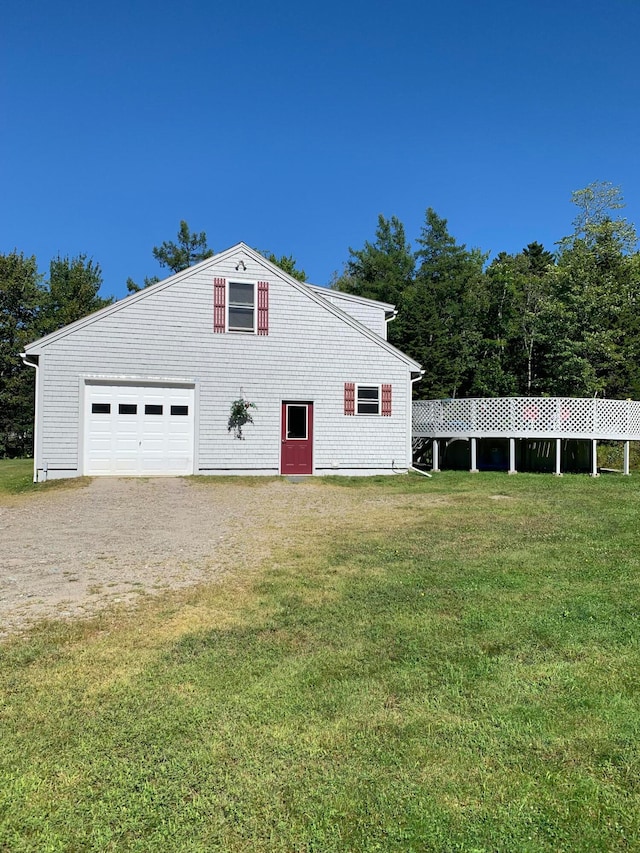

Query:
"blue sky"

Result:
[[2, 0, 639, 299]]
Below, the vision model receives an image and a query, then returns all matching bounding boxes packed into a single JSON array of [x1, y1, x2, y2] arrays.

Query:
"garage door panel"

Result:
[[85, 384, 195, 476]]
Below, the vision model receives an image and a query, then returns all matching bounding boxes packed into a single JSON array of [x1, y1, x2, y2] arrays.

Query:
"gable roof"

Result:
[[22, 242, 421, 373]]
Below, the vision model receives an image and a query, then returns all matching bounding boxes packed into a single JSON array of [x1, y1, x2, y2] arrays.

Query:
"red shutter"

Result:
[[344, 382, 355, 415], [257, 281, 269, 335], [381, 384, 392, 416], [213, 278, 226, 333]]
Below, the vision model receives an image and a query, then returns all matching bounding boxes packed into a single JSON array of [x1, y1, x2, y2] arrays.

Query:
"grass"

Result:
[[0, 458, 89, 499], [1, 470, 639, 851], [598, 439, 640, 471], [0, 457, 37, 495]]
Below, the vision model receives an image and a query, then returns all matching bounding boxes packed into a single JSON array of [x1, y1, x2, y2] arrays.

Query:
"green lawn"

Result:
[[0, 457, 36, 495], [0, 458, 89, 498], [1, 470, 639, 851]]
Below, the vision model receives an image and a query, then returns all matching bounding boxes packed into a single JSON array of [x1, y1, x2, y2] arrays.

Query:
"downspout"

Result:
[[410, 465, 432, 478], [20, 352, 40, 482], [409, 370, 432, 477], [384, 308, 398, 341]]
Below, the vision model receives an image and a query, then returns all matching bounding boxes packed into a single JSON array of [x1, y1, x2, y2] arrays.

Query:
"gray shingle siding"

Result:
[[25, 245, 420, 478]]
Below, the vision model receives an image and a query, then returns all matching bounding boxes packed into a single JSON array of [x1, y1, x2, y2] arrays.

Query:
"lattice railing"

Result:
[[412, 398, 640, 440]]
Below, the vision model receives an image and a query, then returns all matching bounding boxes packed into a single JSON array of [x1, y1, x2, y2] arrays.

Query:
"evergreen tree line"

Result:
[[2, 184, 639, 458], [334, 182, 640, 401], [0, 253, 111, 456]]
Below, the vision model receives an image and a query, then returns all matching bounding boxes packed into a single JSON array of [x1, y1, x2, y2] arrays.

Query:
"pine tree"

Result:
[[0, 252, 44, 456], [127, 220, 213, 292]]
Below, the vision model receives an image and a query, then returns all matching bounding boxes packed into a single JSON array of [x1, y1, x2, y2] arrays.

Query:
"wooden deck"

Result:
[[412, 398, 640, 475]]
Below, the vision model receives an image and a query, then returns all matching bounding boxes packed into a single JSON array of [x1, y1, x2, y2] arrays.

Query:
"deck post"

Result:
[[508, 438, 517, 474], [591, 439, 599, 477], [555, 438, 562, 476], [470, 437, 478, 473], [432, 439, 440, 472], [623, 440, 630, 475]]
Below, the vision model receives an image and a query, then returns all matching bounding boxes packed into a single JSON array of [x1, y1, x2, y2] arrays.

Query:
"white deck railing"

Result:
[[412, 397, 640, 441]]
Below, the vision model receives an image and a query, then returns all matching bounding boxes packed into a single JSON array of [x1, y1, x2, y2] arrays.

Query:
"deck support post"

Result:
[[555, 438, 562, 476], [591, 439, 599, 477], [470, 437, 478, 473], [432, 439, 440, 472], [508, 438, 517, 474], [623, 440, 630, 475]]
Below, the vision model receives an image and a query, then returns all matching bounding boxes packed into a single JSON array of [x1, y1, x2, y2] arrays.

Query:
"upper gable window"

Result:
[[213, 277, 269, 334], [228, 281, 255, 332]]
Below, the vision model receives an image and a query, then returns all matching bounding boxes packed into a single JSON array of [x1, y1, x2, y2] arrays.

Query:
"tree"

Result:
[[547, 182, 640, 397], [472, 251, 523, 397], [516, 242, 556, 394], [127, 220, 213, 292], [126, 274, 161, 293], [0, 252, 44, 456], [41, 255, 113, 334], [259, 251, 307, 282], [153, 220, 214, 273], [478, 243, 555, 396], [332, 214, 415, 307], [566, 181, 635, 250], [401, 208, 487, 398]]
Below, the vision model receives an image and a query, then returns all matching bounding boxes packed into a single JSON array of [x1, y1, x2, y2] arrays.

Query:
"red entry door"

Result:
[[281, 402, 313, 475]]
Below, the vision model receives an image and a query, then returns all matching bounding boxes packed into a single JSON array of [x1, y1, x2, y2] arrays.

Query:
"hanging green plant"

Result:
[[228, 397, 256, 440]]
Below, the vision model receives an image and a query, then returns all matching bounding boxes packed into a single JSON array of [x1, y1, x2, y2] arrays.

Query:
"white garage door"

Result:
[[84, 384, 195, 476]]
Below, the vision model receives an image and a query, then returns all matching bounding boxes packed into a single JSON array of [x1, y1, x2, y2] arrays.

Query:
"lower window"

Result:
[[357, 385, 380, 415]]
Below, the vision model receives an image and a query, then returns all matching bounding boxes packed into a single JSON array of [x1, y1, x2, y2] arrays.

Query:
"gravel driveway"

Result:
[[0, 477, 366, 638]]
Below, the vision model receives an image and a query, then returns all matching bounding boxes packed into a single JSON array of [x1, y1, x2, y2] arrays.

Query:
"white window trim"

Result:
[[356, 384, 381, 416], [285, 403, 309, 440], [227, 280, 257, 334]]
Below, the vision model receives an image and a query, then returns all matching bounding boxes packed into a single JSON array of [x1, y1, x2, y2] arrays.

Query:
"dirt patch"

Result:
[[0, 477, 436, 638]]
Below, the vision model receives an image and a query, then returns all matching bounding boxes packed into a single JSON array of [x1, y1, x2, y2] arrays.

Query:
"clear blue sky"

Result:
[[2, 0, 639, 299]]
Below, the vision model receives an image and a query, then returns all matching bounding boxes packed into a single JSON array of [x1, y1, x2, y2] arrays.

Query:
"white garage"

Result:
[[83, 382, 195, 476]]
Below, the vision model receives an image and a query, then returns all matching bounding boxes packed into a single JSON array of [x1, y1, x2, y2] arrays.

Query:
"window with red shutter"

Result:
[[348, 384, 390, 415], [213, 278, 226, 332], [217, 280, 268, 334], [344, 382, 355, 415]]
